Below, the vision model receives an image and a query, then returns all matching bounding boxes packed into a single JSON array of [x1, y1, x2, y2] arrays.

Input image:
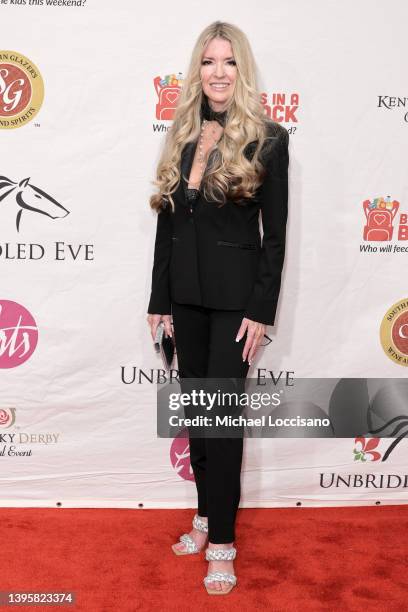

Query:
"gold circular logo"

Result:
[[0, 50, 44, 129], [380, 298, 408, 366]]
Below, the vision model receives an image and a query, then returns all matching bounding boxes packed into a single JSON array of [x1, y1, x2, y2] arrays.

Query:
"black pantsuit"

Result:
[[171, 301, 250, 543], [147, 99, 289, 549]]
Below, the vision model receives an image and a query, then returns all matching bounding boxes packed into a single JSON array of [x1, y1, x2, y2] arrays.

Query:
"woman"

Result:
[[147, 21, 289, 595]]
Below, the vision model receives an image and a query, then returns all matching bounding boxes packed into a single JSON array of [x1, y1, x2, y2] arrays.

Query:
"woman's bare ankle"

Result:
[[208, 541, 233, 548]]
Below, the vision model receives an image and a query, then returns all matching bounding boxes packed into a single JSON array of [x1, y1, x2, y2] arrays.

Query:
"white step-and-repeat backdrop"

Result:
[[1, 1, 407, 508]]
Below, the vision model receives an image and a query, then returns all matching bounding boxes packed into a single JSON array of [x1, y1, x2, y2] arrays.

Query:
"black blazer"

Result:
[[147, 121, 289, 326]]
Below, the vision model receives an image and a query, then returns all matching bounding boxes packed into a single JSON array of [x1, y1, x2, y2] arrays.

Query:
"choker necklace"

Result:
[[200, 95, 228, 127]]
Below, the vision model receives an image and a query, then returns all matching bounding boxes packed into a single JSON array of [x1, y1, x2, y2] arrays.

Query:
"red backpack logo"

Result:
[[154, 73, 183, 121], [363, 197, 399, 241]]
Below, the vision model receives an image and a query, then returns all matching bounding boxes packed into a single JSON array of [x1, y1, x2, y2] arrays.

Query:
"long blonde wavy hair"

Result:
[[150, 20, 273, 213]]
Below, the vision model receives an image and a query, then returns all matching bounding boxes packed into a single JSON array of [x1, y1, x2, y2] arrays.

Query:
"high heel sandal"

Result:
[[203, 546, 237, 595], [171, 513, 208, 555]]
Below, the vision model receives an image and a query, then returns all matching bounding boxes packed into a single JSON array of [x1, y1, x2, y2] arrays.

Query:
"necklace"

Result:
[[190, 119, 222, 189]]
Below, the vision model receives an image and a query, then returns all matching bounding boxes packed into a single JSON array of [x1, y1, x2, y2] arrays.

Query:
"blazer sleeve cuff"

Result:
[[147, 291, 171, 315], [243, 298, 278, 326]]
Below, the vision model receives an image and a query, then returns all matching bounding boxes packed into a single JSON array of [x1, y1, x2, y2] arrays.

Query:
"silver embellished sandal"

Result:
[[203, 546, 237, 595], [171, 513, 208, 555]]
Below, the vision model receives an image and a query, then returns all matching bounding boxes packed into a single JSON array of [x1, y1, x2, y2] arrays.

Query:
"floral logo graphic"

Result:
[[353, 437, 381, 462], [0, 407, 16, 428]]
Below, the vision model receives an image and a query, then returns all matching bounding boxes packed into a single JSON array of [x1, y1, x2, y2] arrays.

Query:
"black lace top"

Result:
[[186, 187, 201, 203]]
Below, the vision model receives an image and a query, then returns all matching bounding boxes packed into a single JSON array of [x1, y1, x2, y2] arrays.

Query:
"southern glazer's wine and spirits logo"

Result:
[[0, 300, 39, 368], [0, 50, 44, 129], [360, 195, 408, 252], [380, 298, 408, 366]]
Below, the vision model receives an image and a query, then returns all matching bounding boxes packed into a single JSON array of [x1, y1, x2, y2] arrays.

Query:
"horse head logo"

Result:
[[0, 175, 70, 231]]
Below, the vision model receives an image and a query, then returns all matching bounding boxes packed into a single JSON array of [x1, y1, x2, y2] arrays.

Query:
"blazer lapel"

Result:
[[180, 140, 198, 204]]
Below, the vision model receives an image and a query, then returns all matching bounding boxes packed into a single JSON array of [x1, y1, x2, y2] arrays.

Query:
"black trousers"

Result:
[[171, 301, 250, 543]]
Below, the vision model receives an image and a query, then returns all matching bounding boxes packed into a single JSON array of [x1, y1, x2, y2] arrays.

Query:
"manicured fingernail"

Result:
[[235, 336, 240, 342]]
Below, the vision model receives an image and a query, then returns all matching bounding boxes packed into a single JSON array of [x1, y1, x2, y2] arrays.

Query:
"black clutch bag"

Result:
[[153, 321, 175, 371]]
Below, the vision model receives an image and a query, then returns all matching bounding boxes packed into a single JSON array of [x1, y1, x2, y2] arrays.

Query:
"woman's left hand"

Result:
[[235, 317, 266, 365]]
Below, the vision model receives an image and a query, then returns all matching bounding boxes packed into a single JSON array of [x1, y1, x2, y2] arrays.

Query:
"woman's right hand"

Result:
[[147, 313, 173, 342]]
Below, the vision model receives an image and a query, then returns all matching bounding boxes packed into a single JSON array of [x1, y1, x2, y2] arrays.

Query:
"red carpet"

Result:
[[1, 505, 407, 611]]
